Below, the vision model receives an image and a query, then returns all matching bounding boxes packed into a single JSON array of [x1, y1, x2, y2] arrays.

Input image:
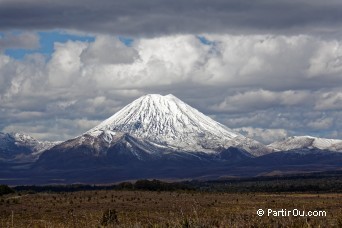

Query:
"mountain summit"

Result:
[[87, 94, 267, 155]]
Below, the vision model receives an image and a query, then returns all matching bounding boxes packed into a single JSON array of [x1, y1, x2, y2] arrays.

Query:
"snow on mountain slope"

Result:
[[0, 132, 60, 162], [12, 133, 59, 154], [87, 94, 270, 156], [268, 136, 342, 152]]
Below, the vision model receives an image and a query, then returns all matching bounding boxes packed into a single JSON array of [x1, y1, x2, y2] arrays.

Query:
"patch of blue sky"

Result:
[[118, 36, 134, 47], [197, 35, 220, 56], [4, 30, 95, 60], [196, 35, 215, 46], [4, 49, 36, 60]]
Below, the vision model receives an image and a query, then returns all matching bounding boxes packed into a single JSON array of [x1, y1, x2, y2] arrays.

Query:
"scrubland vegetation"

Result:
[[1, 173, 341, 227], [0, 189, 341, 227]]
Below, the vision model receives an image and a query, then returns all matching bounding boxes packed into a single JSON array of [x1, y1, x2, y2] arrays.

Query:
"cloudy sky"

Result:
[[0, 0, 341, 143]]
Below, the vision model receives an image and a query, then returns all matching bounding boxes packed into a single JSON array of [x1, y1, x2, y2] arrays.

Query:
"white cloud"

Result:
[[2, 118, 101, 141], [212, 90, 312, 113], [80, 36, 138, 65], [234, 127, 288, 144], [315, 92, 342, 111], [47, 41, 87, 88], [0, 32, 39, 51], [4, 34, 340, 93], [308, 40, 342, 77], [85, 35, 209, 89], [0, 33, 342, 142], [196, 35, 319, 88], [307, 117, 334, 130]]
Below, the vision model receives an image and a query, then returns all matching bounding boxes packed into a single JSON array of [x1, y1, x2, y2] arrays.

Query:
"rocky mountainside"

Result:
[[0, 132, 59, 162]]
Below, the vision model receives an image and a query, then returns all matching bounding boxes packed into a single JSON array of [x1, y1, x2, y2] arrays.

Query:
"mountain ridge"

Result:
[[0, 132, 59, 163], [269, 136, 342, 152]]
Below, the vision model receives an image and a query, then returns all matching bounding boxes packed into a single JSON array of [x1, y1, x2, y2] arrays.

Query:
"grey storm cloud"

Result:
[[1, 0, 342, 36], [1, 1, 342, 143]]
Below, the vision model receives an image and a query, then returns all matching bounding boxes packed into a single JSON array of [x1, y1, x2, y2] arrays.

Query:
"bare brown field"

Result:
[[0, 190, 341, 227]]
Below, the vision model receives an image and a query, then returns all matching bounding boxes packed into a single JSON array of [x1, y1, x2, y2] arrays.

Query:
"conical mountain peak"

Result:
[[87, 94, 242, 152], [86, 94, 269, 154]]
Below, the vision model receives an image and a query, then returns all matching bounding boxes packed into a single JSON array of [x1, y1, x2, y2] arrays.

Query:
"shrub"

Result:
[[100, 209, 118, 226], [0, 185, 14, 196]]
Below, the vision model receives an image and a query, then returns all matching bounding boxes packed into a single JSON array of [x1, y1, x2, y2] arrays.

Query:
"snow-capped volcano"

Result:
[[87, 94, 268, 155], [33, 94, 273, 181], [268, 136, 342, 152], [10, 95, 342, 184]]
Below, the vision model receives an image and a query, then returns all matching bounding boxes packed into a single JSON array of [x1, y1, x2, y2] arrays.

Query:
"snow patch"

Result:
[[268, 136, 342, 152]]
